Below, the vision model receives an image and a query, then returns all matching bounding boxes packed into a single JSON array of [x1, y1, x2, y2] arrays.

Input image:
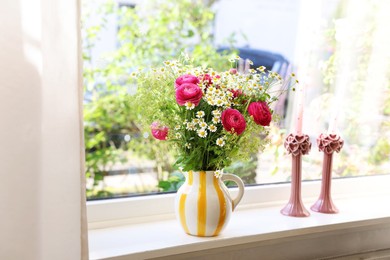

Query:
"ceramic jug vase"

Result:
[[174, 170, 244, 237]]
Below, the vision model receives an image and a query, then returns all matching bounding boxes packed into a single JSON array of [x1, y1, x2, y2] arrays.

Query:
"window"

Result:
[[83, 0, 390, 201]]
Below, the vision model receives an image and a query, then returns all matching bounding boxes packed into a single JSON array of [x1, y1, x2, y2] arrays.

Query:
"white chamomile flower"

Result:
[[214, 169, 224, 178], [216, 138, 225, 147], [174, 125, 181, 130], [192, 118, 200, 124], [199, 121, 207, 129], [175, 133, 181, 139], [196, 111, 205, 118], [208, 124, 217, 132], [185, 143, 191, 149], [213, 78, 222, 85], [212, 110, 221, 117], [212, 117, 220, 124], [185, 101, 195, 110], [186, 122, 196, 131], [197, 129, 207, 138], [215, 99, 224, 107], [207, 86, 216, 93]]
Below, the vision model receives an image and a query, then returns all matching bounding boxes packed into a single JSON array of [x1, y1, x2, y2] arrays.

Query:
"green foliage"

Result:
[[158, 171, 185, 192], [224, 156, 258, 185], [105, 0, 232, 72], [369, 138, 390, 164], [84, 94, 141, 195]]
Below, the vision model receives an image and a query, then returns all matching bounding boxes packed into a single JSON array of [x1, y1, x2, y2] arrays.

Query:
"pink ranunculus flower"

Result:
[[175, 83, 203, 106], [221, 108, 246, 135], [175, 74, 200, 88], [248, 101, 272, 126], [229, 68, 237, 74], [198, 74, 213, 87], [151, 122, 169, 141], [230, 89, 243, 98]]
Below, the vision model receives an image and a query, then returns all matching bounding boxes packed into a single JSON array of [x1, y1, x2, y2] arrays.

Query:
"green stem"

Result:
[[243, 97, 252, 115]]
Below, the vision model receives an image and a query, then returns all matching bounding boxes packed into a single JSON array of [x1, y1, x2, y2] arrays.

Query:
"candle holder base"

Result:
[[281, 202, 310, 217], [311, 199, 338, 214]]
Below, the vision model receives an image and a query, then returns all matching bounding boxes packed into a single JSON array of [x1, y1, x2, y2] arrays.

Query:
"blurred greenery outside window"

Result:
[[83, 0, 390, 200]]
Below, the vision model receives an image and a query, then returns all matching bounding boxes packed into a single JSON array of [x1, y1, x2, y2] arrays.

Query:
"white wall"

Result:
[[213, 0, 301, 62]]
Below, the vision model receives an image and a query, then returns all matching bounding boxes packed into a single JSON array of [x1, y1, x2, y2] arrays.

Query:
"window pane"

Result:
[[82, 0, 390, 200]]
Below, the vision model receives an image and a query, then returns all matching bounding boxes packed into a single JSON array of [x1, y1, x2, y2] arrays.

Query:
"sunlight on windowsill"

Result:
[[88, 176, 390, 260]]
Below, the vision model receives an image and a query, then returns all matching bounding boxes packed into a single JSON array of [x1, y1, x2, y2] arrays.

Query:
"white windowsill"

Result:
[[88, 175, 390, 260]]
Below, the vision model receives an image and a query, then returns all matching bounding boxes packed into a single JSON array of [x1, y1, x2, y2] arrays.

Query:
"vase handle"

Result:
[[221, 173, 245, 211]]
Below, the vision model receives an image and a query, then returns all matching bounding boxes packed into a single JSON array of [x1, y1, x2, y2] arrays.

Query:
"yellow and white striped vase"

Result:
[[174, 170, 244, 237]]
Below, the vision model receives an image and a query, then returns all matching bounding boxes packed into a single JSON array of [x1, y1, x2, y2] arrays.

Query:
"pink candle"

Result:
[[295, 85, 305, 135], [328, 96, 340, 134], [327, 112, 338, 134], [244, 59, 250, 74], [238, 58, 244, 74]]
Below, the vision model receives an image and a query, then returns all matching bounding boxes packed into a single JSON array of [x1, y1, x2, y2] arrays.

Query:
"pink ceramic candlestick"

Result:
[[281, 133, 312, 217], [311, 133, 344, 214]]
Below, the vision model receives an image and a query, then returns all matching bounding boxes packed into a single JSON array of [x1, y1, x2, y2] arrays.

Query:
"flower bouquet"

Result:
[[134, 55, 293, 236], [135, 57, 291, 171]]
